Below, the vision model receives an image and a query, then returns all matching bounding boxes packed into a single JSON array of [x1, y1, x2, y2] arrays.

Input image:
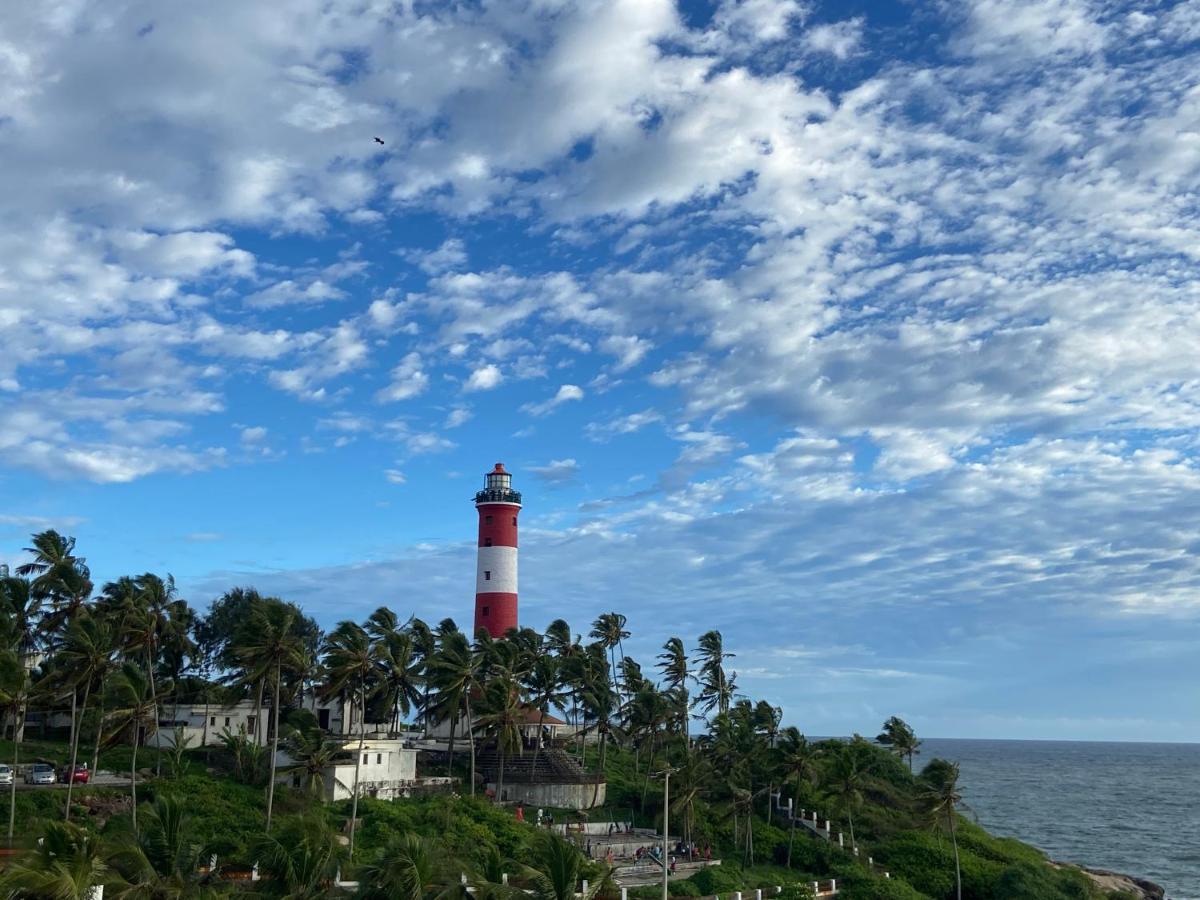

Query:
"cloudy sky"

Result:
[[3, 0, 1200, 742]]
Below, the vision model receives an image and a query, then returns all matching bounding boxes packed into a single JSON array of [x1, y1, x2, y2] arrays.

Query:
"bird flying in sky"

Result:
[[374, 136, 385, 145]]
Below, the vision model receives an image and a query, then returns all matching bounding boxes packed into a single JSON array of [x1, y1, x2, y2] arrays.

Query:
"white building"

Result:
[[275, 735, 424, 802], [149, 694, 384, 748]]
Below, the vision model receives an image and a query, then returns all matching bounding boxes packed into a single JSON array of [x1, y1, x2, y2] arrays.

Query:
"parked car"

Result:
[[0, 765, 11, 786], [25, 763, 55, 785], [59, 764, 89, 784]]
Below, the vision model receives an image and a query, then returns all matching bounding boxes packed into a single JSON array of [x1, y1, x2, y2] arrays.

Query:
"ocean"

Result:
[[920, 739, 1200, 899]]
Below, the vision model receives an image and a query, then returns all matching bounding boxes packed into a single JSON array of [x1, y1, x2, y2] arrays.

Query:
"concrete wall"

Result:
[[487, 780, 605, 810]]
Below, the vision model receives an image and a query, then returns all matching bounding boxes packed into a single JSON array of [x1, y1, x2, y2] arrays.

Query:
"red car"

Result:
[[58, 764, 90, 784]]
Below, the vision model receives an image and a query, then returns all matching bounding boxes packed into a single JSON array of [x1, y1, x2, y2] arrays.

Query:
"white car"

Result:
[[0, 765, 11, 786], [25, 763, 55, 785]]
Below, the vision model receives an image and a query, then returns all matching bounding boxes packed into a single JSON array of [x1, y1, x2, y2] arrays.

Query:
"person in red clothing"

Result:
[[515, 803, 525, 822]]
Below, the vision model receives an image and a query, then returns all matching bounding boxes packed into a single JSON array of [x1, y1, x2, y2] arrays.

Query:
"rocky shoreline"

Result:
[[1051, 862, 1166, 899]]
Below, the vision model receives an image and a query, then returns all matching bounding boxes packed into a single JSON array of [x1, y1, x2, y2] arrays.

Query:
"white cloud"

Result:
[[529, 457, 581, 485], [803, 18, 863, 59], [384, 468, 407, 484], [377, 352, 429, 402], [240, 426, 268, 445], [464, 363, 503, 392], [521, 383, 584, 417]]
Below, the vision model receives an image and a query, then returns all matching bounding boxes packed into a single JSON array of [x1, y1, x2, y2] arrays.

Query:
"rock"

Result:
[[1053, 862, 1165, 900]]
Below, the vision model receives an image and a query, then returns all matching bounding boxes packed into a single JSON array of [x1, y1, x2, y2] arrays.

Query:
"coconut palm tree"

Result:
[[475, 676, 524, 803], [520, 833, 607, 900], [370, 616, 422, 734], [0, 821, 108, 900], [16, 531, 92, 628], [320, 621, 378, 856], [106, 661, 159, 832], [588, 613, 629, 703], [577, 645, 617, 809], [921, 759, 967, 900], [522, 654, 564, 776], [775, 727, 821, 868], [251, 815, 345, 900], [876, 716, 921, 773], [107, 794, 214, 900], [823, 738, 875, 852], [57, 610, 117, 822], [428, 629, 479, 793], [0, 574, 42, 664], [0, 649, 33, 842], [693, 631, 737, 718], [282, 725, 340, 799], [356, 832, 458, 900], [235, 600, 306, 831]]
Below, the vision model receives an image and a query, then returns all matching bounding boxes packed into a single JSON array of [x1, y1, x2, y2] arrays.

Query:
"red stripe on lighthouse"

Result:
[[474, 463, 521, 638]]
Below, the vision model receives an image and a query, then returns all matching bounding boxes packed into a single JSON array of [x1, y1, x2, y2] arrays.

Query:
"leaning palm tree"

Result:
[[107, 794, 214, 900], [106, 661, 159, 833], [920, 759, 967, 900], [282, 725, 341, 799], [234, 600, 306, 831], [57, 610, 117, 822], [0, 821, 108, 900], [823, 738, 875, 851], [428, 629, 480, 794], [320, 621, 377, 857], [16, 531, 93, 627], [588, 613, 630, 703]]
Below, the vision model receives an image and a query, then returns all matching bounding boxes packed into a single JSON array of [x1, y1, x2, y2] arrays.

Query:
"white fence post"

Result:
[[621, 889, 628, 900], [582, 880, 588, 896], [811, 883, 818, 894], [502, 874, 509, 886], [837, 832, 843, 848], [829, 880, 836, 892], [756, 889, 762, 900], [251, 864, 260, 883]]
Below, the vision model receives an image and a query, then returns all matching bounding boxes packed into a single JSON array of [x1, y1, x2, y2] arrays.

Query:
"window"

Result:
[[210, 716, 216, 726], [363, 754, 369, 765], [376, 754, 382, 765], [224, 717, 230, 727], [484, 570, 491, 581], [482, 606, 489, 617], [512, 516, 517, 525], [485, 515, 492, 524], [485, 537, 492, 546]]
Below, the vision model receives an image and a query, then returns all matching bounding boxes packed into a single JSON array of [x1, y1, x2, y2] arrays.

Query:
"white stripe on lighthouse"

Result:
[[476, 546, 518, 594]]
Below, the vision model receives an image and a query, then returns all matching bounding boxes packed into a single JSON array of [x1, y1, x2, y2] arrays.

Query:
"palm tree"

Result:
[[107, 661, 159, 832], [356, 832, 456, 900], [577, 645, 617, 809], [16, 531, 92, 629], [775, 728, 821, 868], [588, 613, 629, 703], [876, 716, 921, 773], [408, 619, 437, 730], [369, 613, 422, 734], [0, 574, 42, 664], [282, 725, 340, 799], [0, 650, 33, 842], [522, 654, 563, 776], [921, 759, 966, 900], [320, 621, 378, 857], [0, 821, 108, 900], [428, 629, 479, 794], [57, 611, 117, 822], [476, 676, 524, 803], [251, 815, 345, 900], [233, 600, 306, 831], [693, 631, 736, 718], [823, 738, 875, 851], [520, 833, 607, 900], [107, 794, 214, 900]]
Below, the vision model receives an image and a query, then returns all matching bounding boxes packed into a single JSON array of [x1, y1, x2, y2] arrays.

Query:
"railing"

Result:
[[475, 488, 522, 504]]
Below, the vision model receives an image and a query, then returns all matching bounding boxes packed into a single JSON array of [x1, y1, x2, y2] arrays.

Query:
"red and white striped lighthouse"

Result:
[[474, 462, 521, 638]]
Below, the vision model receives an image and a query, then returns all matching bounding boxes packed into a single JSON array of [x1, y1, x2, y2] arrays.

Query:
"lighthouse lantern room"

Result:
[[474, 463, 521, 638]]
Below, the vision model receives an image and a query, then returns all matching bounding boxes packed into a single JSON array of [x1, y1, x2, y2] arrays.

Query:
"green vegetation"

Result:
[[0, 529, 1142, 900]]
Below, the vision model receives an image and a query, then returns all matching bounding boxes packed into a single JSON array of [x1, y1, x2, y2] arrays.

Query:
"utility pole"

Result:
[[655, 766, 677, 900]]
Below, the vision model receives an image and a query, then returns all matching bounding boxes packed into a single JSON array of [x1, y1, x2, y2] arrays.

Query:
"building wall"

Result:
[[487, 781, 605, 810]]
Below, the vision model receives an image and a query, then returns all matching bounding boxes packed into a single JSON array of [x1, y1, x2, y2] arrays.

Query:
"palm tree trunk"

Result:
[[786, 783, 798, 868], [90, 692, 106, 774], [146, 648, 162, 777], [130, 724, 139, 833], [466, 692, 476, 797], [68, 689, 76, 752], [8, 702, 24, 843], [848, 809, 856, 851], [950, 810, 961, 900], [202, 683, 210, 762], [253, 680, 264, 747], [590, 729, 606, 809], [531, 706, 546, 774], [447, 714, 457, 779], [497, 742, 505, 803], [266, 661, 282, 831], [64, 679, 91, 822], [348, 682, 366, 857]]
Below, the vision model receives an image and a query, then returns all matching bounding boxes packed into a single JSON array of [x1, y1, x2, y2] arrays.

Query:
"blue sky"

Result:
[[3, 0, 1200, 741]]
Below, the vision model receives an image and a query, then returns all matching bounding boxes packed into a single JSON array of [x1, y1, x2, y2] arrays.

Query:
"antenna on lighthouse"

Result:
[[473, 463, 522, 638]]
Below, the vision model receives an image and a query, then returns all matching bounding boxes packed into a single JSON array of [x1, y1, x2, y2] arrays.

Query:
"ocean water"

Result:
[[919, 739, 1200, 899]]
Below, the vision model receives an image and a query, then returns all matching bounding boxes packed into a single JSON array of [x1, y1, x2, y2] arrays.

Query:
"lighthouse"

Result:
[[474, 463, 521, 638]]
